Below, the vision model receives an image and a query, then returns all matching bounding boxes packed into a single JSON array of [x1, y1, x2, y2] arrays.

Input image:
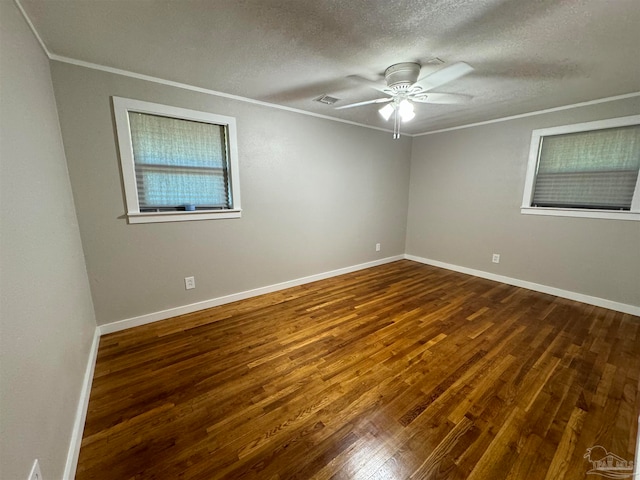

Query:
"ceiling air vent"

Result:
[[424, 57, 445, 65], [314, 94, 340, 105]]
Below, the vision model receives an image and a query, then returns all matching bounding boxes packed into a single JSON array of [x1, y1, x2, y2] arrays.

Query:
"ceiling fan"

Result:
[[336, 61, 474, 138]]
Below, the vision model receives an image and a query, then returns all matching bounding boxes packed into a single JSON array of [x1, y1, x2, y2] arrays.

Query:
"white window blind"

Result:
[[113, 97, 241, 224], [129, 112, 230, 210], [531, 125, 640, 210]]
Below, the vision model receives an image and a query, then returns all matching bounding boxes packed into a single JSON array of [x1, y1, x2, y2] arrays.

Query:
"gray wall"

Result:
[[50, 62, 412, 326], [406, 98, 640, 307], [1, 8, 638, 478], [0, 3, 97, 479], [2, 3, 638, 477]]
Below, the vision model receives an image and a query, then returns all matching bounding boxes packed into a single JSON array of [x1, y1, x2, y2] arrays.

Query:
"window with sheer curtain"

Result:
[[521, 115, 640, 221], [113, 97, 241, 224]]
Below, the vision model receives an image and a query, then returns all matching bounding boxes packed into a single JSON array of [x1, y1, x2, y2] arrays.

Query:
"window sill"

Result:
[[127, 209, 242, 224], [520, 206, 640, 221]]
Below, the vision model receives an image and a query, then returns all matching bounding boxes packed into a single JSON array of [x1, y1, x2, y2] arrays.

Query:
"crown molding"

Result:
[[52, 54, 403, 135], [14, 0, 399, 136], [13, 0, 50, 57], [15, 0, 639, 138], [414, 92, 640, 136]]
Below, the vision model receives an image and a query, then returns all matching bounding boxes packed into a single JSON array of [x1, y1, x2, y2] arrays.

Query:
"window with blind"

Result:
[[521, 115, 640, 221], [113, 97, 241, 224]]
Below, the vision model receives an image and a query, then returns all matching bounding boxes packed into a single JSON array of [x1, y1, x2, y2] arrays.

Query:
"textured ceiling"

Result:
[[18, 0, 640, 134]]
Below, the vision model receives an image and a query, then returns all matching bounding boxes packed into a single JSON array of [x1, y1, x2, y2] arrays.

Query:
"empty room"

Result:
[[2, 0, 640, 479]]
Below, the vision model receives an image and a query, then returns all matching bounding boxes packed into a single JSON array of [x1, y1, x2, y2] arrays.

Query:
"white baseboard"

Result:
[[63, 254, 638, 477], [99, 255, 405, 335], [64, 256, 403, 476], [63, 327, 100, 480], [405, 254, 640, 316]]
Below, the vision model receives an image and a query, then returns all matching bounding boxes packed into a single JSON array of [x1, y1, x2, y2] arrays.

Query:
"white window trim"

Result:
[[521, 114, 640, 221], [113, 96, 241, 224]]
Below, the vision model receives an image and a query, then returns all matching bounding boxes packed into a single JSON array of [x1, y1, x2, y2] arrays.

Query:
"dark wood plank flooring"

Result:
[[76, 260, 640, 479]]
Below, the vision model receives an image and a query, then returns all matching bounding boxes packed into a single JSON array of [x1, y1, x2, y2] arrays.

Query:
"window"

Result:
[[521, 115, 640, 221], [113, 97, 241, 223]]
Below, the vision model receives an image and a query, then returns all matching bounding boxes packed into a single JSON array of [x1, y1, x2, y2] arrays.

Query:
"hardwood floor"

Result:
[[76, 260, 640, 479]]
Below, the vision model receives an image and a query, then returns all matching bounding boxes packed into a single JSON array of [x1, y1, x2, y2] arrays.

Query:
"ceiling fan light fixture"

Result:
[[379, 103, 394, 121], [398, 99, 413, 114], [341, 60, 475, 137], [401, 110, 415, 122], [398, 99, 415, 122]]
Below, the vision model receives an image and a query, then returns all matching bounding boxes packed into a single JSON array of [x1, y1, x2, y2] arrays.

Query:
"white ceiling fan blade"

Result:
[[411, 92, 472, 104], [415, 62, 474, 92], [347, 75, 394, 95], [335, 97, 393, 110]]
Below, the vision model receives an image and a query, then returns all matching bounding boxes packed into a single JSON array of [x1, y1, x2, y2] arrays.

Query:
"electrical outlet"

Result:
[[375, 243, 381, 252], [184, 276, 196, 290], [492, 253, 500, 264], [28, 459, 42, 480]]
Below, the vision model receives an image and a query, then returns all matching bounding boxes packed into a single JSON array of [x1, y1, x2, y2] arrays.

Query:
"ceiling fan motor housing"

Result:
[[384, 62, 421, 92]]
